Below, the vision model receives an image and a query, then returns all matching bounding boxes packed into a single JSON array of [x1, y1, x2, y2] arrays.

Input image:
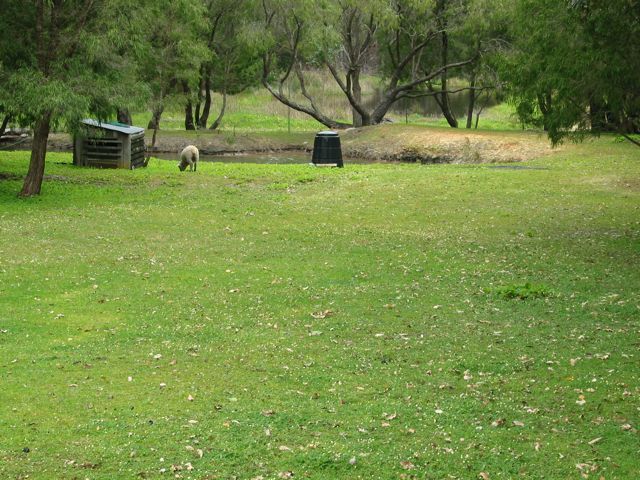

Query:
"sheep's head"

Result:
[[178, 162, 187, 171]]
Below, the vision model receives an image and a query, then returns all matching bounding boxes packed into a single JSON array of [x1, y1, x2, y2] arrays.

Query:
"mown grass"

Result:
[[1, 137, 639, 479]]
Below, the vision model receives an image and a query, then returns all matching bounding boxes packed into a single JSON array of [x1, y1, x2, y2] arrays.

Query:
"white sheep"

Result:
[[178, 145, 199, 172]]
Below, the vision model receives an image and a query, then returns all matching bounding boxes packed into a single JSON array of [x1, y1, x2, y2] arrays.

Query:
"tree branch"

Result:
[[325, 62, 368, 119], [393, 56, 476, 95], [398, 85, 494, 100], [620, 132, 640, 148]]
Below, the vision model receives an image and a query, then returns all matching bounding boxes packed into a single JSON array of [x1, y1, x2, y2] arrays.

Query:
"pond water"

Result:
[[153, 151, 374, 165]]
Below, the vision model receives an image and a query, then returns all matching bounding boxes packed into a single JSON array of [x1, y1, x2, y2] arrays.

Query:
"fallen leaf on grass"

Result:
[[278, 471, 293, 478], [479, 473, 490, 480], [400, 461, 415, 470], [588, 437, 602, 445], [311, 310, 334, 319], [512, 420, 525, 427], [491, 418, 506, 428]]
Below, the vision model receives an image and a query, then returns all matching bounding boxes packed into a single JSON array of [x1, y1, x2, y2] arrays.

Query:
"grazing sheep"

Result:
[[178, 145, 199, 171]]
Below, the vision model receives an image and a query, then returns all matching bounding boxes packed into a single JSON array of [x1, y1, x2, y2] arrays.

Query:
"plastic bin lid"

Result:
[[316, 130, 339, 136]]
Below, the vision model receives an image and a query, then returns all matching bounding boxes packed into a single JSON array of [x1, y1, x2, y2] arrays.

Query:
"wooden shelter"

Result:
[[74, 119, 146, 169]]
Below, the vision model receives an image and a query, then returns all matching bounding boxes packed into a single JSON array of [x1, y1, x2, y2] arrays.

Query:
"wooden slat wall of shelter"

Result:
[[130, 133, 146, 169], [83, 138, 123, 168]]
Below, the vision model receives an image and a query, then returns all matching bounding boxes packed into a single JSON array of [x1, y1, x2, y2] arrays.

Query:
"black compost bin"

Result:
[[312, 131, 343, 167]]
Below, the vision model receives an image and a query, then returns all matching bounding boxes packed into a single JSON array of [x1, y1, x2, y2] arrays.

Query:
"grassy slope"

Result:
[[0, 137, 639, 479], [130, 76, 518, 133]]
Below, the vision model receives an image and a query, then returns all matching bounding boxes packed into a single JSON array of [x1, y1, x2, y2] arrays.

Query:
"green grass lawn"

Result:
[[1, 138, 639, 479]]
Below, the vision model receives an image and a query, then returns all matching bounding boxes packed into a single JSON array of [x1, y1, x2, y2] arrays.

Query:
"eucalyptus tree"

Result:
[[192, 0, 261, 130], [140, 0, 209, 137], [260, 0, 349, 128], [0, 0, 149, 196], [261, 0, 476, 128], [450, 0, 509, 128]]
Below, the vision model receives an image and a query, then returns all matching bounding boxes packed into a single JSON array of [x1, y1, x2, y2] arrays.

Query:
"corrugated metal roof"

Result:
[[82, 119, 144, 135]]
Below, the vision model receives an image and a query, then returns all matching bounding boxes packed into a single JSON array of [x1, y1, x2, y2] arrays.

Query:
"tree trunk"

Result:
[[475, 91, 490, 129], [209, 90, 227, 130], [194, 69, 206, 128], [148, 105, 163, 130], [19, 111, 51, 197], [370, 93, 398, 124], [537, 93, 552, 132], [117, 108, 132, 125], [0, 114, 10, 137], [184, 101, 195, 130], [589, 98, 613, 132], [436, 0, 458, 128], [150, 128, 158, 151], [183, 81, 195, 131], [198, 75, 212, 129], [351, 69, 363, 127], [466, 73, 477, 129]]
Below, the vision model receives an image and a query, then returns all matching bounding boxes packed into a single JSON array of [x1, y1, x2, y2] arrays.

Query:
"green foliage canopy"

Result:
[[502, 0, 640, 144]]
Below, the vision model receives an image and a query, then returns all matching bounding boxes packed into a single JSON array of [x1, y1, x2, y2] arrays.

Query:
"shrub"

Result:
[[492, 282, 551, 300]]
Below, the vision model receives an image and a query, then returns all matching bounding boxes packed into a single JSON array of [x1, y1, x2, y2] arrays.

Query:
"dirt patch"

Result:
[[340, 125, 558, 163], [0, 172, 21, 181], [617, 177, 640, 191]]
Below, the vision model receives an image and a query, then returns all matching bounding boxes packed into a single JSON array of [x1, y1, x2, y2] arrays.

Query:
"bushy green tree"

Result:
[[0, 0, 149, 196], [502, 0, 640, 145], [138, 0, 209, 137]]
